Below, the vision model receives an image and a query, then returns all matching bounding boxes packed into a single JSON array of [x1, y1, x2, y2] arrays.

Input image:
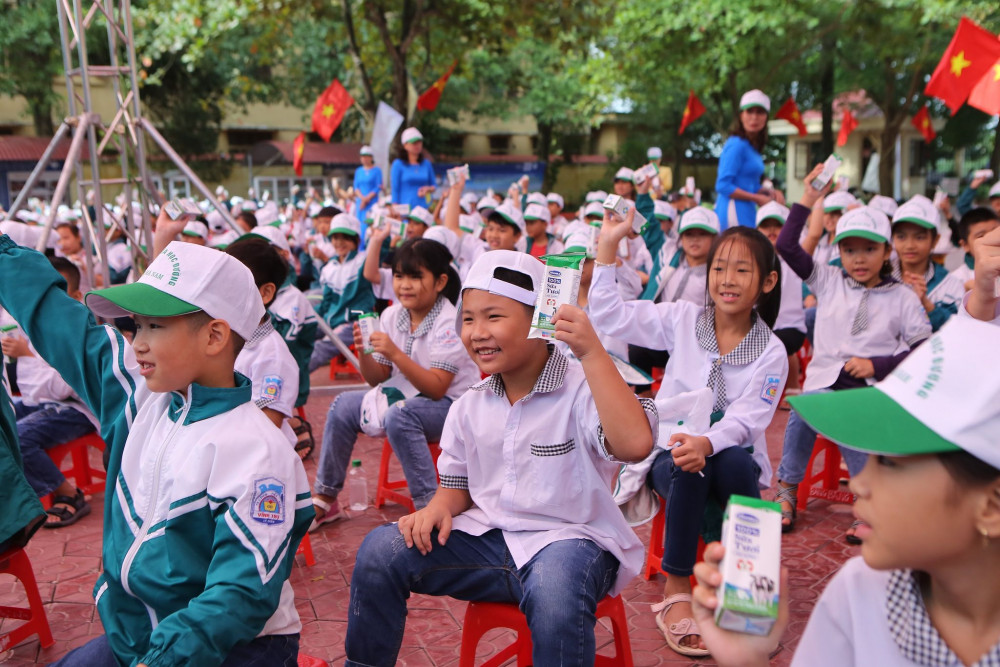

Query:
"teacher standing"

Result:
[[390, 127, 436, 210], [715, 89, 773, 228], [354, 145, 383, 223]]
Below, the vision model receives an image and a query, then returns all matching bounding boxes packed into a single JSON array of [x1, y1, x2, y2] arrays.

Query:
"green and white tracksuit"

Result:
[[0, 235, 312, 667]]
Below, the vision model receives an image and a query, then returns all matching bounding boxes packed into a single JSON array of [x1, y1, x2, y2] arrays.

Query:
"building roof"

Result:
[[248, 140, 365, 166], [0, 135, 88, 163]]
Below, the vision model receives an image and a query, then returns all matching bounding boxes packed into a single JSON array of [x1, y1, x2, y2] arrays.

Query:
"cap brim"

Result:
[[787, 388, 960, 457], [404, 137, 423, 144], [328, 227, 360, 237], [85, 282, 200, 319], [892, 217, 937, 230], [740, 103, 769, 111], [823, 205, 847, 213], [756, 216, 785, 226], [833, 229, 888, 244], [679, 224, 718, 235], [181, 230, 205, 238]]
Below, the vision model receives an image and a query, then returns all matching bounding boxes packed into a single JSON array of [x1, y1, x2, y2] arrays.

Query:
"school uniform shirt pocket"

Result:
[[527, 439, 583, 507]]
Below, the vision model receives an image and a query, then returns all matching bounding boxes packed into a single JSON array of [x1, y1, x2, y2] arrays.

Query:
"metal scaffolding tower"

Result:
[[6, 0, 239, 283]]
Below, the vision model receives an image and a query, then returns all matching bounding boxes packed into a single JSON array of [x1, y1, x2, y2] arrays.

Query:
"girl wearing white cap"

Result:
[[391, 127, 436, 210], [715, 90, 775, 229], [354, 145, 383, 226]]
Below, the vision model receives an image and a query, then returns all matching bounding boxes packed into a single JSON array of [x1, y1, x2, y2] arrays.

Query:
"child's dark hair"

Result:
[[487, 211, 521, 235], [392, 238, 461, 304], [957, 207, 1000, 244], [225, 238, 288, 307], [938, 450, 1000, 489], [55, 222, 80, 237], [49, 256, 80, 293], [489, 267, 536, 314], [317, 206, 341, 219], [705, 227, 782, 328], [236, 211, 258, 229]]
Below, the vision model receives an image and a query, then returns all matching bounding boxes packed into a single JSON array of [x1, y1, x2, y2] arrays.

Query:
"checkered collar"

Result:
[[887, 569, 1000, 666], [473, 345, 567, 399], [694, 306, 770, 365], [890, 258, 935, 285], [844, 272, 899, 292], [395, 295, 446, 338], [246, 317, 275, 347]]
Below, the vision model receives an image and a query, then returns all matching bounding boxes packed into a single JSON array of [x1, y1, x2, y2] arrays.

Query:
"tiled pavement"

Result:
[[0, 368, 861, 666]]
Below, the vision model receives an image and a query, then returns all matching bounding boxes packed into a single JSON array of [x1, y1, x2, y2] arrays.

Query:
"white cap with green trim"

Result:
[[654, 199, 677, 222], [892, 194, 940, 231], [739, 89, 770, 112], [241, 225, 291, 254], [615, 167, 635, 183], [461, 249, 542, 307], [647, 147, 663, 160], [547, 192, 564, 209], [85, 240, 263, 340], [867, 195, 899, 218], [584, 201, 605, 220], [788, 317, 1000, 469], [833, 206, 891, 244], [490, 201, 525, 234], [182, 221, 209, 240], [678, 207, 720, 235], [401, 127, 423, 144], [406, 206, 434, 228], [989, 181, 1000, 199], [824, 191, 857, 212], [524, 203, 551, 224], [755, 201, 790, 227], [329, 213, 362, 237]]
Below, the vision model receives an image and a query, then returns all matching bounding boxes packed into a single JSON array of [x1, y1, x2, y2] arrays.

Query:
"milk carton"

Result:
[[357, 312, 379, 354], [715, 495, 782, 636], [528, 252, 586, 340]]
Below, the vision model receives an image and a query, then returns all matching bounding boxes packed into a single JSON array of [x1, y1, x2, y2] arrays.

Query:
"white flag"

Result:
[[371, 102, 404, 195]]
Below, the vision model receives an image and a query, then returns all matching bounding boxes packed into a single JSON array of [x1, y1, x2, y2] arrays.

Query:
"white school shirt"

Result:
[[948, 260, 974, 290], [619, 236, 653, 275], [774, 257, 807, 333], [436, 348, 655, 596], [371, 296, 480, 401], [589, 266, 788, 487], [959, 291, 1000, 326], [457, 234, 488, 282], [660, 257, 707, 306], [803, 264, 931, 392], [372, 267, 396, 301], [235, 319, 300, 445], [791, 557, 1000, 667], [806, 229, 840, 267]]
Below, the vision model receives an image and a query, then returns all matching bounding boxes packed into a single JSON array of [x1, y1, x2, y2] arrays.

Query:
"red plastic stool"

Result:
[[329, 346, 361, 380], [0, 546, 54, 650], [295, 533, 316, 567], [297, 654, 328, 667], [797, 435, 855, 512], [459, 595, 633, 667], [40, 432, 107, 508], [373, 439, 440, 513], [797, 339, 812, 386], [643, 497, 705, 587], [296, 405, 307, 421]]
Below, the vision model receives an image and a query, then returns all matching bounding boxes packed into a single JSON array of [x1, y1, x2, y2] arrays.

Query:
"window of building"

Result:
[[794, 141, 823, 179], [227, 129, 276, 152], [909, 139, 927, 177], [254, 176, 327, 203], [488, 134, 511, 156]]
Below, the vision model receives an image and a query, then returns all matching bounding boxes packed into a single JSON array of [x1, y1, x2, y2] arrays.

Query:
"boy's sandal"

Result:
[[43, 489, 91, 529], [845, 519, 865, 545], [290, 417, 315, 460], [308, 497, 344, 533], [775, 483, 798, 534], [652, 594, 710, 657]]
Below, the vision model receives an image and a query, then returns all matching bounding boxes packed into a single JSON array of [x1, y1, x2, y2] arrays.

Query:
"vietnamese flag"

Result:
[[293, 132, 306, 177], [836, 109, 858, 147], [417, 60, 457, 112], [677, 90, 706, 135], [311, 79, 354, 142], [775, 97, 807, 136], [924, 17, 1000, 114], [968, 61, 1000, 116], [911, 106, 937, 143]]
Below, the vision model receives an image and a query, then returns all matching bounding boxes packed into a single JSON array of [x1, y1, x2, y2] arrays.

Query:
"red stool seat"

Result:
[[297, 654, 329, 667], [329, 346, 362, 380], [374, 439, 440, 513], [40, 432, 107, 508], [643, 497, 705, 586], [0, 546, 54, 650], [295, 533, 316, 567], [797, 435, 855, 512], [459, 595, 633, 667]]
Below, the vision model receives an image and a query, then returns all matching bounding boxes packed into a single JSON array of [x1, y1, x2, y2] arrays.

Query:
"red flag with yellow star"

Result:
[[677, 90, 706, 135], [911, 106, 936, 143], [311, 79, 354, 142], [924, 17, 1000, 114], [836, 109, 858, 147], [969, 60, 1000, 116], [775, 97, 807, 136], [293, 132, 306, 177], [417, 60, 457, 112]]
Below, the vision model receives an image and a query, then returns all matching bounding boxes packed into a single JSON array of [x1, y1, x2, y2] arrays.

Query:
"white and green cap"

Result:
[[489, 200, 525, 234], [584, 201, 605, 221], [182, 221, 209, 240], [240, 225, 291, 254], [406, 206, 434, 228], [653, 199, 677, 222], [988, 181, 1000, 199], [824, 191, 857, 213], [461, 249, 542, 307], [85, 240, 264, 340], [585, 190, 608, 204], [647, 147, 663, 160], [524, 203, 551, 224], [833, 206, 891, 244], [892, 194, 940, 231], [739, 89, 770, 112], [678, 207, 720, 235], [477, 196, 497, 212], [329, 213, 362, 237], [615, 167, 636, 183], [788, 317, 1000, 469], [423, 225, 460, 259], [755, 201, 790, 227], [563, 230, 595, 258], [547, 192, 564, 209], [401, 127, 423, 144], [526, 192, 548, 207], [867, 195, 899, 218], [360, 145, 374, 156]]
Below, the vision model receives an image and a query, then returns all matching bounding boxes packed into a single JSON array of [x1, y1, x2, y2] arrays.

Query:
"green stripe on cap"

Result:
[[328, 226, 360, 237], [680, 223, 719, 235], [833, 229, 888, 244], [787, 387, 959, 457], [756, 215, 785, 226], [892, 216, 937, 230], [740, 102, 768, 110], [85, 282, 200, 319]]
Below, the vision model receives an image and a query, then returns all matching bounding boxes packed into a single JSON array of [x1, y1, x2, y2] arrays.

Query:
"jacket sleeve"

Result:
[[776, 204, 815, 280], [955, 186, 976, 217], [0, 236, 145, 449], [714, 137, 743, 198], [138, 430, 313, 667], [637, 193, 664, 259]]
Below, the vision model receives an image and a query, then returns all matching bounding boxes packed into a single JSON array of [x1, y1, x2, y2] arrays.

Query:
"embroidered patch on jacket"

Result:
[[530, 439, 575, 457], [261, 375, 283, 402], [251, 477, 285, 525], [760, 375, 781, 405]]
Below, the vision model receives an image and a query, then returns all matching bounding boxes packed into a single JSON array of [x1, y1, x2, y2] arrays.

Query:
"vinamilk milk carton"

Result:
[[715, 495, 782, 636]]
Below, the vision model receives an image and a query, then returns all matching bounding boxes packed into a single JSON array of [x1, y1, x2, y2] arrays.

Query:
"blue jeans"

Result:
[[308, 324, 356, 372], [15, 401, 96, 496], [314, 391, 452, 509], [777, 391, 868, 484], [804, 306, 817, 345], [47, 632, 299, 666], [649, 446, 761, 577], [345, 526, 619, 666]]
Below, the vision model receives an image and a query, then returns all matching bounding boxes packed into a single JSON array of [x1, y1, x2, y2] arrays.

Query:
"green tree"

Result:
[[0, 0, 62, 135]]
